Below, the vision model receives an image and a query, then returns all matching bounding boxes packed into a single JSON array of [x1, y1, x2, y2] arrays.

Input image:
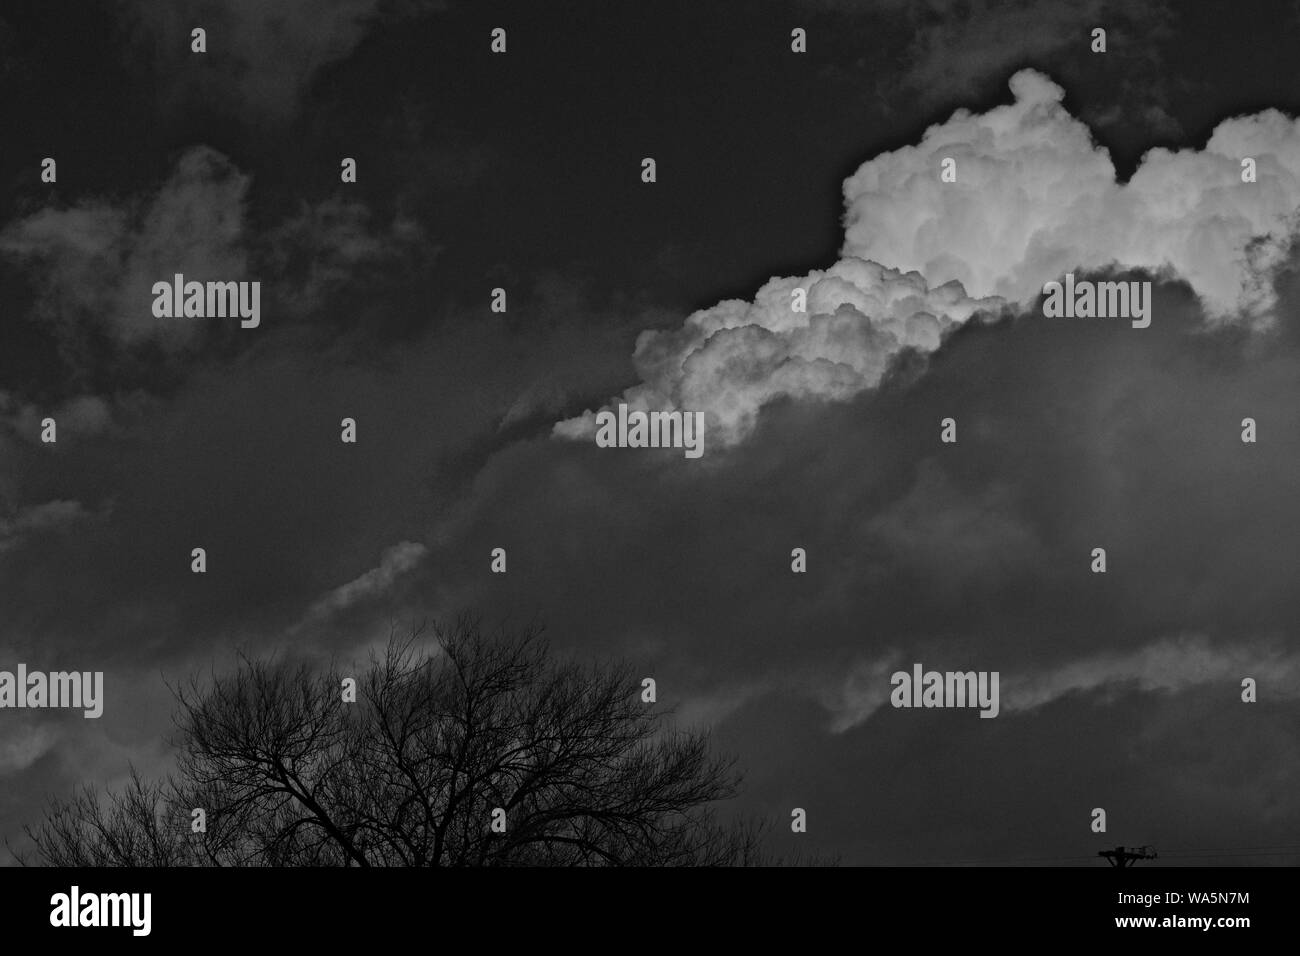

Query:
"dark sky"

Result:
[[1, 0, 1299, 865]]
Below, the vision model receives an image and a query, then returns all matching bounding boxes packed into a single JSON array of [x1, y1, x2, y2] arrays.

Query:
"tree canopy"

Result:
[[21, 620, 769, 866]]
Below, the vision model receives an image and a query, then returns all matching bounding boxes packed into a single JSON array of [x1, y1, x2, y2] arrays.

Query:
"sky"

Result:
[[1, 0, 1299, 866]]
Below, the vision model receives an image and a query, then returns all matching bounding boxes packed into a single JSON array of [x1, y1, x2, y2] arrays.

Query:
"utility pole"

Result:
[[1099, 845, 1157, 867]]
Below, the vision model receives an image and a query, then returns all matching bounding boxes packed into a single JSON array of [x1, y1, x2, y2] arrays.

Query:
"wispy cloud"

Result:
[[114, 0, 447, 120], [295, 540, 429, 629]]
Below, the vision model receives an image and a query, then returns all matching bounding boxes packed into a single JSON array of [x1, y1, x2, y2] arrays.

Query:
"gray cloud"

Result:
[[113, 0, 447, 120], [0, 146, 433, 366], [0, 146, 251, 352], [0, 500, 93, 554], [426, 276, 1299, 692], [397, 267, 1300, 861], [265, 197, 435, 317]]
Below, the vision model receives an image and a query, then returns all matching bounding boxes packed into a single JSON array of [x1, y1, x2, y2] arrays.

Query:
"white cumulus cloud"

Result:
[[841, 69, 1300, 319], [558, 69, 1300, 450], [555, 258, 1002, 447]]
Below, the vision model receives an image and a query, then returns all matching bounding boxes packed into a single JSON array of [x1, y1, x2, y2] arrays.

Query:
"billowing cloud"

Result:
[[556, 258, 1004, 447], [558, 69, 1300, 452], [842, 69, 1300, 319]]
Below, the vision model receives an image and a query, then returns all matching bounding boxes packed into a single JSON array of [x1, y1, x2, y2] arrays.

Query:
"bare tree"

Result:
[[20, 619, 774, 866]]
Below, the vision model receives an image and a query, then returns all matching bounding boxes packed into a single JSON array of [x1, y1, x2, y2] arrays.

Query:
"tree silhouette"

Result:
[[20, 619, 773, 866]]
